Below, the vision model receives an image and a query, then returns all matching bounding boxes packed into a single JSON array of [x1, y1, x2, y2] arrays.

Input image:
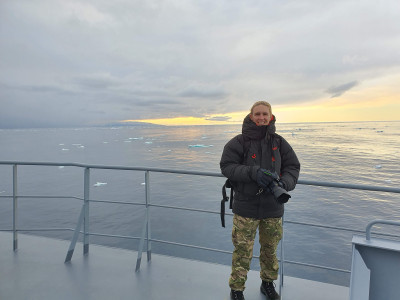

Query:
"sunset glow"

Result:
[[123, 97, 399, 126]]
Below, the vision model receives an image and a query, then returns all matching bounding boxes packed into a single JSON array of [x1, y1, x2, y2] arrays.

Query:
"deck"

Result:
[[0, 232, 349, 300]]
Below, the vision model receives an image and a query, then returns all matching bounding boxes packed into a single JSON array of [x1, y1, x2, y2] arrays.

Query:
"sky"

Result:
[[1, 0, 399, 128]]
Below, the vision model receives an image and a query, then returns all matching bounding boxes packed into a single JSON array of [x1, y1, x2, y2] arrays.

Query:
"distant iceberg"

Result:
[[94, 182, 107, 187], [188, 144, 214, 148]]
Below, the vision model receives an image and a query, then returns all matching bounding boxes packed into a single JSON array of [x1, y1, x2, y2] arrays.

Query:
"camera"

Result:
[[268, 179, 291, 204], [262, 170, 291, 204]]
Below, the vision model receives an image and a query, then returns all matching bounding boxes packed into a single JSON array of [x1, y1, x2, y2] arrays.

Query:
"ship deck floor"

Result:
[[0, 232, 349, 300]]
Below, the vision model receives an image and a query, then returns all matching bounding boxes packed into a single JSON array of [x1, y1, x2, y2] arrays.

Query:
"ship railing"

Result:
[[1, 161, 400, 292]]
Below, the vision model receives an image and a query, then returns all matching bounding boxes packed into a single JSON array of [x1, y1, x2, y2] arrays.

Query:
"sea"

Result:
[[1, 121, 400, 286]]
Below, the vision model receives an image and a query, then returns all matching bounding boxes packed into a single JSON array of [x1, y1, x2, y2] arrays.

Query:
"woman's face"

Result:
[[250, 104, 271, 126]]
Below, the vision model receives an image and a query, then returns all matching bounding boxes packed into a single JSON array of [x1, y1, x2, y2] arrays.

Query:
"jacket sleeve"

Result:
[[220, 135, 259, 183], [279, 137, 300, 191]]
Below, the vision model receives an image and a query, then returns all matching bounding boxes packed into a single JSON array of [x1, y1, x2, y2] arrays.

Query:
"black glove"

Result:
[[256, 168, 275, 188]]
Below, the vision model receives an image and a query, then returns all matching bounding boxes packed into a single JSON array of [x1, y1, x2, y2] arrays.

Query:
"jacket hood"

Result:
[[242, 114, 276, 140]]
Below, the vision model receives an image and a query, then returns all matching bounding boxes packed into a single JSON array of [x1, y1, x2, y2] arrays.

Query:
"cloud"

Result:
[[326, 81, 359, 98], [1, 0, 399, 128], [73, 73, 121, 89], [205, 116, 232, 122], [178, 87, 227, 98]]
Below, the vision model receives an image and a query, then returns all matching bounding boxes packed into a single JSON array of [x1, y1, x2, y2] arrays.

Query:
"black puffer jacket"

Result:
[[220, 114, 300, 219]]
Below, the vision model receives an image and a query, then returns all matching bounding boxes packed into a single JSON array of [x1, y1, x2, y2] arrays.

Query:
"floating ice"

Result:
[[103, 141, 109, 144], [385, 179, 392, 184], [188, 144, 214, 148], [59, 143, 64, 146], [93, 182, 107, 187], [141, 182, 146, 185], [145, 141, 153, 144], [58, 166, 65, 169], [61, 148, 69, 151], [124, 140, 132, 143], [223, 130, 239, 133], [375, 165, 382, 169], [129, 137, 144, 140]]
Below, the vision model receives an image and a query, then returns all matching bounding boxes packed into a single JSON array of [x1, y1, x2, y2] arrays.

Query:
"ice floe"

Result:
[[61, 148, 69, 151], [375, 165, 382, 169], [188, 144, 214, 148], [93, 182, 107, 187]]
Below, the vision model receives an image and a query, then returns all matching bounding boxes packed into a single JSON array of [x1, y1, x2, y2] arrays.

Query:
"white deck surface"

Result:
[[0, 232, 349, 300]]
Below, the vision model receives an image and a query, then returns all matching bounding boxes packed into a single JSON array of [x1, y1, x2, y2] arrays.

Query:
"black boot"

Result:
[[260, 281, 280, 300], [230, 289, 245, 300]]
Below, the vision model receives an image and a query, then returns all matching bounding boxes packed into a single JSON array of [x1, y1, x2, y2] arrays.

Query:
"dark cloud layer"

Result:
[[326, 81, 359, 98], [205, 116, 232, 122]]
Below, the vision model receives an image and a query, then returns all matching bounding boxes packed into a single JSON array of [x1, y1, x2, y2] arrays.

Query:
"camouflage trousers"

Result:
[[229, 214, 282, 291]]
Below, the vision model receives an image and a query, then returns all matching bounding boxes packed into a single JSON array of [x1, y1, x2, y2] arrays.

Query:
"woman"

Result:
[[220, 101, 300, 300]]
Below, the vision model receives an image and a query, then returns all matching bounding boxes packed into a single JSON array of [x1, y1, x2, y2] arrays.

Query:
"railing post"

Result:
[[135, 170, 152, 272], [145, 170, 152, 261], [83, 167, 90, 255], [13, 164, 18, 251], [65, 204, 85, 262]]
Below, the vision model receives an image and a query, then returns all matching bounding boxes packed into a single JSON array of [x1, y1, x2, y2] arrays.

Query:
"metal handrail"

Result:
[[366, 220, 400, 240], [1, 161, 399, 286]]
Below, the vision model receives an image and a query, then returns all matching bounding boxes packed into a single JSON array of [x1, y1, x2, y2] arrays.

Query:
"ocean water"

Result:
[[1, 121, 400, 286]]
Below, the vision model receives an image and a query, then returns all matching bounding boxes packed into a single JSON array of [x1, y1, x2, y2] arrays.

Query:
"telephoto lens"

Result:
[[268, 180, 291, 203]]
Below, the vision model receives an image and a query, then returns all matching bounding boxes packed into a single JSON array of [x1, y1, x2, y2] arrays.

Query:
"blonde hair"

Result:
[[250, 101, 272, 115]]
